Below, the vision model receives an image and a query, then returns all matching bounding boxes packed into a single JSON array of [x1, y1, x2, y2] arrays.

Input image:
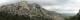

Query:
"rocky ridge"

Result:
[[0, 1, 64, 20]]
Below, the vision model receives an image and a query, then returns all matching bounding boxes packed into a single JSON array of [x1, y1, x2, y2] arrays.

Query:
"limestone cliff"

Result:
[[0, 1, 64, 20]]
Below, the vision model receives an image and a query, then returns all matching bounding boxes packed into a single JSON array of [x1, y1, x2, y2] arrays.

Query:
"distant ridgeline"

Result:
[[0, 1, 64, 20]]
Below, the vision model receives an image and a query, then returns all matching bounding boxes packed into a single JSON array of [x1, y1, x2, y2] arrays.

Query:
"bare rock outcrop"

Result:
[[69, 10, 80, 20], [0, 1, 64, 20]]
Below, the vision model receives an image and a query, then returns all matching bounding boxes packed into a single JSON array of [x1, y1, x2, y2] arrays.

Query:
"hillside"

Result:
[[0, 1, 64, 20]]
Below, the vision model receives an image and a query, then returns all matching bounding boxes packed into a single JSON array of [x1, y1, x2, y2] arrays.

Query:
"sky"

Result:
[[0, 0, 19, 6], [27, 0, 80, 16]]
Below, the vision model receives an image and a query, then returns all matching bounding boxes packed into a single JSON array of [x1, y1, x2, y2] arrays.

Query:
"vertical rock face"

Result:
[[75, 10, 80, 20], [69, 10, 80, 20], [0, 1, 65, 20], [76, 10, 80, 15]]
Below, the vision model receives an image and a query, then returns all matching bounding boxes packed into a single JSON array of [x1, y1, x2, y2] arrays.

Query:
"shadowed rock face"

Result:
[[69, 10, 80, 20], [0, 1, 64, 20], [67, 10, 80, 20]]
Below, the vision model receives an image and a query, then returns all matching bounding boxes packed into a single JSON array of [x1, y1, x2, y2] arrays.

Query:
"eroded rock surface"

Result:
[[0, 1, 64, 20]]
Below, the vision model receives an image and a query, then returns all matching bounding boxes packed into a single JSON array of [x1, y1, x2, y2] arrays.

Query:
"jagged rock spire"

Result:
[[79, 9, 80, 13], [77, 9, 80, 15], [19, 1, 30, 10]]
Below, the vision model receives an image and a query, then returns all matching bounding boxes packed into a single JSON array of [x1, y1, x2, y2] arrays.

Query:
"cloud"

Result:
[[27, 0, 68, 5], [0, 0, 19, 6]]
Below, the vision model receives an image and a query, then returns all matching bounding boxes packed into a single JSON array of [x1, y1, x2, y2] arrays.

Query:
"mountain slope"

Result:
[[0, 1, 64, 20]]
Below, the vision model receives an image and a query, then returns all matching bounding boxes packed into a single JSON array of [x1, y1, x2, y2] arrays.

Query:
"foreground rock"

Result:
[[68, 10, 80, 20], [0, 1, 64, 20]]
